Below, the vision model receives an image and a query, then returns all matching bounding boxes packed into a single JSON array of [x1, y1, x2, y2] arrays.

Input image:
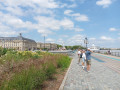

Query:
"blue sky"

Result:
[[0, 0, 120, 48]]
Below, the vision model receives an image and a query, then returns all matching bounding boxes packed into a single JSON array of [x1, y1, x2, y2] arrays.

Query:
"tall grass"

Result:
[[0, 67, 46, 90], [0, 49, 71, 90], [57, 55, 71, 70], [42, 63, 56, 79], [0, 51, 43, 64]]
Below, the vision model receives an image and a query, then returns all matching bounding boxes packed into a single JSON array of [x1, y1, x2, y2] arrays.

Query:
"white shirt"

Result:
[[82, 53, 86, 59], [78, 51, 81, 54]]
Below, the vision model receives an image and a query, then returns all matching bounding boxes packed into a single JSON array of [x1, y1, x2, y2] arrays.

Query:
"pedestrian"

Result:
[[77, 49, 81, 57], [108, 50, 111, 55], [86, 48, 92, 72], [82, 50, 86, 69], [79, 50, 83, 65], [77, 49, 82, 64]]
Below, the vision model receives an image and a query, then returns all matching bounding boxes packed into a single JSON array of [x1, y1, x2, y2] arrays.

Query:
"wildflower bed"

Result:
[[0, 50, 71, 90]]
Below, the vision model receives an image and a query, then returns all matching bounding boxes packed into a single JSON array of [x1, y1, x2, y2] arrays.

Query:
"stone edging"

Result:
[[59, 57, 74, 90]]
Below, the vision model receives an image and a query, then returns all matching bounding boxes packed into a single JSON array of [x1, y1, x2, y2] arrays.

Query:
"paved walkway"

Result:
[[63, 53, 120, 90]]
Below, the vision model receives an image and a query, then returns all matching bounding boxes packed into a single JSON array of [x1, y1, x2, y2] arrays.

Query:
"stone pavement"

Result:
[[63, 53, 120, 90]]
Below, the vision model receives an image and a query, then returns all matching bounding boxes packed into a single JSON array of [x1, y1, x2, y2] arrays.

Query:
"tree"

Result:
[[57, 44, 62, 49], [65, 45, 85, 50]]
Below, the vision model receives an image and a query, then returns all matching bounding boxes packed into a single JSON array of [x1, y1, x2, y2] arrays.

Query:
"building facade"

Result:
[[90, 44, 100, 51], [0, 34, 37, 51], [37, 42, 57, 50]]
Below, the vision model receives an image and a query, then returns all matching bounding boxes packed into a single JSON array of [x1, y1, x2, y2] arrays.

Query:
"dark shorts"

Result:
[[86, 60, 91, 65]]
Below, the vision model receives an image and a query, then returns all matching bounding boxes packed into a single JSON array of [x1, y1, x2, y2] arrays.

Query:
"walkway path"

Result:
[[63, 53, 120, 90]]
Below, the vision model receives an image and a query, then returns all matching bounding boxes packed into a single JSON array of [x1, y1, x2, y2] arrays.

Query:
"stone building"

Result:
[[0, 33, 37, 51], [37, 42, 57, 50]]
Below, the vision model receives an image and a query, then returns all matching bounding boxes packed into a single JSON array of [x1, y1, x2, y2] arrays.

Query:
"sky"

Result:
[[0, 0, 120, 48]]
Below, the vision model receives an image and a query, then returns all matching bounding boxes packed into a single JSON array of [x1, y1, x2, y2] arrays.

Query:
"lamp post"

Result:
[[84, 37, 88, 51]]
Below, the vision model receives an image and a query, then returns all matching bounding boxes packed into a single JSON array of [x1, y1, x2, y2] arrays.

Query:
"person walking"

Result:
[[86, 48, 92, 72], [77, 49, 81, 64], [82, 50, 86, 69], [77, 49, 81, 57]]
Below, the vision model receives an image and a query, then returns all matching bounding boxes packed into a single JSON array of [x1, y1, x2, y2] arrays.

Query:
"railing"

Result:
[[48, 50, 75, 56], [110, 52, 120, 57], [94, 50, 120, 57]]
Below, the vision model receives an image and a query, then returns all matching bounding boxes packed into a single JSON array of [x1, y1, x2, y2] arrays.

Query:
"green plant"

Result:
[[42, 63, 56, 79], [0, 67, 46, 90], [57, 55, 71, 70], [36, 51, 41, 54], [0, 51, 71, 90], [0, 47, 9, 56]]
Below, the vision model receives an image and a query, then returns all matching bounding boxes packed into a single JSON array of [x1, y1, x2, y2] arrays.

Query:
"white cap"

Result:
[[87, 48, 90, 50]]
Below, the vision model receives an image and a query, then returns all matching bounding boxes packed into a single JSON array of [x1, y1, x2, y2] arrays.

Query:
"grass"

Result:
[[0, 51, 43, 64], [57, 55, 71, 70], [0, 48, 71, 90], [43, 63, 56, 79], [1, 67, 46, 90]]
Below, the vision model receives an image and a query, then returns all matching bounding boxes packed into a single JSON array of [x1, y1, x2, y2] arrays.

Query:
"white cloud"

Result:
[[0, 23, 18, 36], [60, 1, 77, 8], [0, 0, 59, 9], [0, 30, 17, 37], [64, 10, 89, 21], [66, 34, 85, 45], [73, 13, 89, 21], [100, 36, 114, 41], [0, 11, 35, 29], [34, 16, 75, 35], [0, 9, 76, 37], [60, 18, 74, 29], [0, 12, 31, 36], [46, 38, 55, 43], [109, 28, 117, 31], [57, 38, 64, 45], [0, 0, 59, 16], [38, 29, 53, 36], [0, 0, 88, 44], [5, 7, 24, 16], [34, 16, 61, 31], [64, 10, 73, 15], [0, 0, 62, 37], [96, 0, 112, 8]]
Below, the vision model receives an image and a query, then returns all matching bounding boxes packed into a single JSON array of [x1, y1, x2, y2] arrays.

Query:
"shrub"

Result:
[[22, 51, 32, 59], [0, 51, 71, 90], [36, 51, 41, 54], [57, 55, 71, 70], [32, 54, 39, 59], [42, 63, 56, 79], [0, 47, 9, 56], [0, 67, 46, 90]]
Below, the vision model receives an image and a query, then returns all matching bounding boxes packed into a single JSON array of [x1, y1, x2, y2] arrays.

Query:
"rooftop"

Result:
[[0, 33, 36, 42]]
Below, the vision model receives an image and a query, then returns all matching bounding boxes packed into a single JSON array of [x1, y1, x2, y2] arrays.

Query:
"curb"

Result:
[[59, 57, 74, 90]]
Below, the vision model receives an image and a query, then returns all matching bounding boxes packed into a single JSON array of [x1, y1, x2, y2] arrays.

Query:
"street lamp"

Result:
[[84, 37, 88, 51]]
